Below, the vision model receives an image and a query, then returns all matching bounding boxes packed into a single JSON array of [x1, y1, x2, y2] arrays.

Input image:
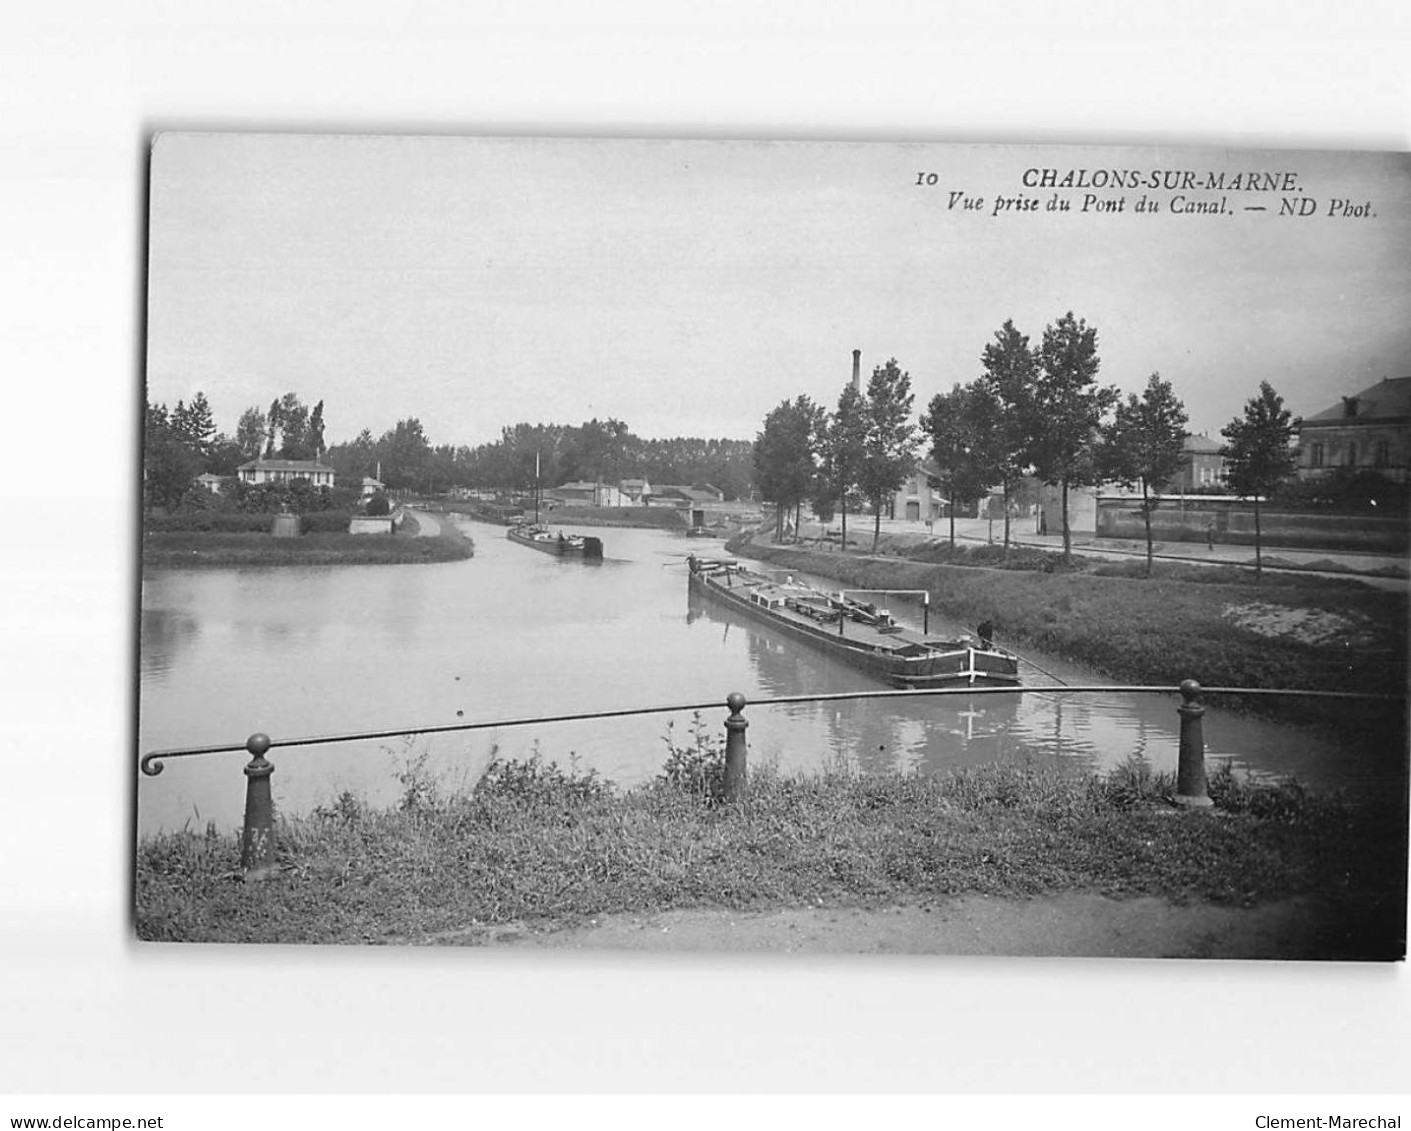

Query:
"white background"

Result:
[[1, 0, 1408, 1097]]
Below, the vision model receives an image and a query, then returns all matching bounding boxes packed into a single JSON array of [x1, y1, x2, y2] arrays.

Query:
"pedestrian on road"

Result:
[[1206, 520, 1216, 552]]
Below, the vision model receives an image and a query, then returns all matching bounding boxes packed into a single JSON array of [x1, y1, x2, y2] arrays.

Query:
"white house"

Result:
[[237, 458, 336, 488]]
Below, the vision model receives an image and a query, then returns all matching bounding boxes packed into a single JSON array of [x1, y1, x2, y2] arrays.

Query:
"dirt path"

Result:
[[402, 508, 441, 536], [424, 892, 1349, 959]]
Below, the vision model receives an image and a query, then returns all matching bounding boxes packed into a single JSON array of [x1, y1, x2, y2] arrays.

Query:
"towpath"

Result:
[[798, 515, 1406, 589], [426, 892, 1373, 959], [401, 508, 441, 536]]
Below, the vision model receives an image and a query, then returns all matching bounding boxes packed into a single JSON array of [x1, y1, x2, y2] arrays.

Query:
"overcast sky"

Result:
[[146, 133, 1411, 451]]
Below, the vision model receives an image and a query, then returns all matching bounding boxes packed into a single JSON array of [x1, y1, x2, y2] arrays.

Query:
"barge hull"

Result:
[[688, 565, 1019, 689]]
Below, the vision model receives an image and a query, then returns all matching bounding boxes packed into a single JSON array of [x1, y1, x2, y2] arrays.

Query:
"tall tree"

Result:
[[264, 397, 281, 457], [753, 397, 819, 540], [922, 382, 1001, 551], [822, 382, 869, 551], [1101, 372, 1189, 575], [1221, 381, 1300, 579], [276, 392, 313, 459], [859, 359, 920, 551], [1031, 312, 1119, 560], [307, 400, 326, 458], [978, 319, 1040, 555], [170, 392, 217, 458], [377, 418, 433, 492], [235, 406, 268, 460]]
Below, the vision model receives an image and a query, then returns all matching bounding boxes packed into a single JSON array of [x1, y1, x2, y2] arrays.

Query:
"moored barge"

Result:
[[507, 523, 604, 559], [687, 556, 1020, 689]]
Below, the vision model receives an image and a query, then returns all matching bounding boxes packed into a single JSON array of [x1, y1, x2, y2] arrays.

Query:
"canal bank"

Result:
[[135, 753, 1407, 959], [724, 531, 1409, 732]]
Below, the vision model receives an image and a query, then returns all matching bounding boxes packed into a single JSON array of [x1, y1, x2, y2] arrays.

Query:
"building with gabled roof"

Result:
[[237, 458, 336, 488], [1299, 377, 1411, 483]]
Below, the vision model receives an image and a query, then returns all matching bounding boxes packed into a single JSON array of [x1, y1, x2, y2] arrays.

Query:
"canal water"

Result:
[[137, 517, 1401, 835]]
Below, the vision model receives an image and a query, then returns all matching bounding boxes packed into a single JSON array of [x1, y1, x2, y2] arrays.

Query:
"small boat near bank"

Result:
[[507, 523, 604, 559], [687, 555, 1020, 689]]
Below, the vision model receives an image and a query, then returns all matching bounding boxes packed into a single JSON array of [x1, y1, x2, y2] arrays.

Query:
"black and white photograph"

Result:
[[134, 133, 1409, 960]]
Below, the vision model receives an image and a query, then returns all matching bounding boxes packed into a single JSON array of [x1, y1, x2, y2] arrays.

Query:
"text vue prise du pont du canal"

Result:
[[915, 166, 1375, 219]]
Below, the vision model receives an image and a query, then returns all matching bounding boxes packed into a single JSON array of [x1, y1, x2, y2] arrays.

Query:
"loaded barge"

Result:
[[507, 523, 604, 559], [687, 555, 1020, 689]]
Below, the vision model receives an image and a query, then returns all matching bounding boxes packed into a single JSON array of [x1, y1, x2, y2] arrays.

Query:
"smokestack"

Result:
[[851, 348, 861, 390]]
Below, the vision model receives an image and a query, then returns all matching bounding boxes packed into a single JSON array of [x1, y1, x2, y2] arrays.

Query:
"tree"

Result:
[[275, 392, 313, 459], [1101, 373, 1189, 575], [563, 418, 632, 486], [978, 319, 1040, 555], [753, 397, 819, 540], [307, 400, 326, 458], [377, 418, 433, 492], [1031, 312, 1119, 560], [858, 358, 920, 550], [921, 382, 1000, 550], [170, 392, 217, 458], [142, 401, 201, 512], [818, 382, 869, 550], [263, 398, 281, 457], [1221, 381, 1300, 578], [235, 406, 267, 460]]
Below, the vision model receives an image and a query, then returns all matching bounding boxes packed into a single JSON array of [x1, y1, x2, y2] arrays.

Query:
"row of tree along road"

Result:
[[753, 311, 1307, 576]]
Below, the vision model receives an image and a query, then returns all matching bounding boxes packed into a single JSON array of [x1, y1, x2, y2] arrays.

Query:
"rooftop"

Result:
[[1304, 376, 1411, 424]]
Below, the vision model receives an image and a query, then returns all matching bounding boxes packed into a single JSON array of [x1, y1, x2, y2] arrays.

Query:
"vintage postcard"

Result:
[[136, 134, 1408, 958]]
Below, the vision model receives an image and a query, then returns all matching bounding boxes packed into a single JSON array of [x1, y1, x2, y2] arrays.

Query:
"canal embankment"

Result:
[[134, 751, 1407, 958], [724, 532, 1408, 735]]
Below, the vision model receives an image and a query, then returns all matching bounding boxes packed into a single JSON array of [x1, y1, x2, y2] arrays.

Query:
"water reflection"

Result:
[[138, 607, 200, 680]]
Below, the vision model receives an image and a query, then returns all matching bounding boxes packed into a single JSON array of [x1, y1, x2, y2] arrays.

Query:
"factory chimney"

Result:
[[851, 349, 861, 390]]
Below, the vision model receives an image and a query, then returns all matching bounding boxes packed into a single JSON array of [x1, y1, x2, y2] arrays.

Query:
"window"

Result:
[[1375, 440, 1390, 468], [1310, 442, 1324, 468], [1347, 442, 1359, 467]]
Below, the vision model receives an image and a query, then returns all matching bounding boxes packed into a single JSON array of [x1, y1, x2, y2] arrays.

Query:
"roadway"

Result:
[[793, 514, 1408, 589]]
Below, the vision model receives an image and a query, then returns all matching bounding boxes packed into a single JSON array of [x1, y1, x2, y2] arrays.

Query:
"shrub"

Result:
[[299, 511, 355, 534], [659, 713, 727, 802], [365, 492, 392, 517], [476, 754, 610, 805], [145, 511, 273, 534]]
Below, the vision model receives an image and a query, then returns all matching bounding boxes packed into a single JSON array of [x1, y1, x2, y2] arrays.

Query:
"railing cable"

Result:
[[138, 682, 1403, 777]]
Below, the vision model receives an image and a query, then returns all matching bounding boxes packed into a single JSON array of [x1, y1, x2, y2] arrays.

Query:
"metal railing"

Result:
[[139, 680, 1404, 881]]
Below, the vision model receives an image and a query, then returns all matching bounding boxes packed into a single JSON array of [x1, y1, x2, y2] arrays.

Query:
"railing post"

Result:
[[723, 692, 748, 801], [1174, 679, 1213, 808], [240, 733, 280, 880]]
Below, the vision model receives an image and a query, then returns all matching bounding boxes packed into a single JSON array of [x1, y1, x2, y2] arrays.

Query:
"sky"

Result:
[[145, 133, 1411, 451]]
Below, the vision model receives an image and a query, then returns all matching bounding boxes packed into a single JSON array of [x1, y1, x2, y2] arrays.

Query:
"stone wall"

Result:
[[1096, 497, 1407, 553]]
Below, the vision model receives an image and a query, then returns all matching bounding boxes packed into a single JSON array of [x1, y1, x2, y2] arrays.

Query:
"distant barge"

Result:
[[507, 523, 604, 559], [687, 556, 1020, 689]]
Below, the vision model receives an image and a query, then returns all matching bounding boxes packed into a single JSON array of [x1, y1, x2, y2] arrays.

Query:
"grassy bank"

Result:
[[142, 512, 474, 568], [134, 753, 1406, 956], [726, 534, 1407, 733]]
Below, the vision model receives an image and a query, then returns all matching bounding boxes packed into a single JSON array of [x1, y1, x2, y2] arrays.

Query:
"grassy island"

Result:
[[141, 510, 474, 569]]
